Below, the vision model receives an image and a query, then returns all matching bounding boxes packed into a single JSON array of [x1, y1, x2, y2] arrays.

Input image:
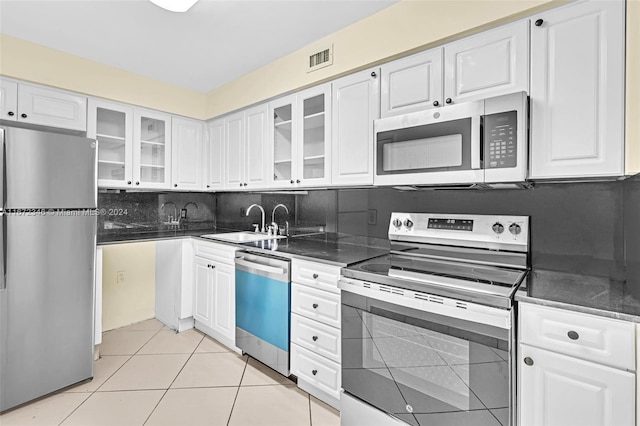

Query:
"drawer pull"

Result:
[[312, 303, 318, 309], [312, 273, 319, 279], [567, 331, 579, 340], [312, 335, 318, 341], [524, 357, 534, 366], [312, 369, 318, 376]]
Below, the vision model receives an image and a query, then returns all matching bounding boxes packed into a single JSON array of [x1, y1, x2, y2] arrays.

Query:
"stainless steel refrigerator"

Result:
[[0, 126, 97, 412]]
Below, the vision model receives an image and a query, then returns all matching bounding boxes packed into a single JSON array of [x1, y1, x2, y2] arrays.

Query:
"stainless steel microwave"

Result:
[[374, 91, 528, 187]]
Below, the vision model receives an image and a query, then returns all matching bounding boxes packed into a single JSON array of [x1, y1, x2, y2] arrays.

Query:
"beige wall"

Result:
[[0, 34, 207, 119], [204, 0, 562, 118], [101, 242, 156, 331]]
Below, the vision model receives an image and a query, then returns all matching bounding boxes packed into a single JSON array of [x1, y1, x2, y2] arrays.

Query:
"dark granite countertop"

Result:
[[226, 233, 389, 267], [516, 269, 640, 322], [99, 226, 389, 267]]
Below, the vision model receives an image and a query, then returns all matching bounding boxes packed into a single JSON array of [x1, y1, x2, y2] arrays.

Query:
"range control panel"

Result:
[[389, 212, 529, 252]]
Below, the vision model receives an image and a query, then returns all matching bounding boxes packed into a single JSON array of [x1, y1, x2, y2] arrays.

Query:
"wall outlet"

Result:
[[117, 270, 126, 284], [240, 207, 246, 217], [181, 208, 187, 219]]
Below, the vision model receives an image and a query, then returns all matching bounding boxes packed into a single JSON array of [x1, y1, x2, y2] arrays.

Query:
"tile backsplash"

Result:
[[99, 177, 639, 287]]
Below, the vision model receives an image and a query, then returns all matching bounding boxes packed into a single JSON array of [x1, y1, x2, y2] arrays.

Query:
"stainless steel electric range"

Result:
[[339, 213, 530, 426]]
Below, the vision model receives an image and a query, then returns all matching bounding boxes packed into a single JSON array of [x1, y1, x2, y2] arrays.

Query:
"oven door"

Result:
[[374, 100, 484, 186], [340, 286, 514, 426]]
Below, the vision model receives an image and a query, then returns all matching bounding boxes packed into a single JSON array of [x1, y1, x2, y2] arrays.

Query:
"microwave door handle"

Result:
[[471, 115, 481, 169]]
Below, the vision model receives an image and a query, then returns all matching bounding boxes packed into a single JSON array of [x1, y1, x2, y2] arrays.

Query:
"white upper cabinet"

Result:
[[133, 109, 172, 189], [223, 103, 270, 191], [271, 94, 297, 188], [0, 80, 18, 121], [381, 48, 443, 117], [270, 84, 332, 188], [444, 20, 529, 105], [205, 119, 225, 190], [245, 103, 270, 190], [88, 99, 134, 189], [171, 117, 204, 191], [1, 80, 87, 131], [224, 111, 245, 189], [529, 0, 625, 179], [331, 68, 380, 186]]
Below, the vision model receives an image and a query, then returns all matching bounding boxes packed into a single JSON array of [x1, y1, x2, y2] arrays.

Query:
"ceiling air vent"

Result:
[[307, 44, 333, 73]]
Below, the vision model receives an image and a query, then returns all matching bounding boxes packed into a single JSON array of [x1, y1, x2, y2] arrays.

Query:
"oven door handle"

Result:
[[471, 115, 481, 170]]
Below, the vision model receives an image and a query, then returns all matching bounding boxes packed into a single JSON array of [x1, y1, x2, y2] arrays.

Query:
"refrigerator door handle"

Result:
[[0, 214, 5, 290]]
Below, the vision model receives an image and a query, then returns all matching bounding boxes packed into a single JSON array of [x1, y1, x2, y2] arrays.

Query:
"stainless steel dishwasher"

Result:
[[235, 251, 291, 376]]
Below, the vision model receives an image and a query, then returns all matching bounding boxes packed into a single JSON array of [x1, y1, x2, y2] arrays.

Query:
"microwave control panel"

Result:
[[485, 111, 517, 169]]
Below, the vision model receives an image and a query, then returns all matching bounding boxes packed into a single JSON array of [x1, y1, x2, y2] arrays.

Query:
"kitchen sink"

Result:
[[200, 231, 286, 243]]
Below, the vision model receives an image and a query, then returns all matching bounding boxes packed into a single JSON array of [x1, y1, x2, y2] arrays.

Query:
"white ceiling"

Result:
[[0, 0, 397, 93]]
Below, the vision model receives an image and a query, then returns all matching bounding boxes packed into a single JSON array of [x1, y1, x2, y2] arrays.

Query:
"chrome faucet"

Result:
[[183, 201, 199, 210], [246, 204, 266, 232], [160, 201, 178, 224], [271, 204, 290, 236]]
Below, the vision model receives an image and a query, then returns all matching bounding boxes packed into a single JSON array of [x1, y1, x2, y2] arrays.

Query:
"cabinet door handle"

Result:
[[20, 113, 27, 118], [7, 111, 14, 117], [370, 71, 377, 78], [296, 179, 301, 184], [445, 98, 453, 104], [136, 182, 140, 185], [567, 330, 579, 340], [312, 273, 319, 279], [240, 183, 243, 187], [535, 18, 544, 27], [432, 100, 439, 107], [312, 303, 318, 309], [127, 181, 132, 185], [524, 357, 534, 366], [206, 185, 210, 188], [290, 180, 294, 184], [312, 335, 318, 341], [243, 183, 248, 186], [174, 184, 178, 188], [312, 369, 318, 376]]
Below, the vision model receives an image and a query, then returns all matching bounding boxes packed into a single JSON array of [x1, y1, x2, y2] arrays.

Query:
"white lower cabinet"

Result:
[[519, 344, 635, 426], [518, 303, 636, 426], [193, 240, 238, 350], [290, 259, 342, 409]]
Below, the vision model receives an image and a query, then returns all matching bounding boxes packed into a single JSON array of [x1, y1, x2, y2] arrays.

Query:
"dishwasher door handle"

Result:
[[236, 257, 285, 276]]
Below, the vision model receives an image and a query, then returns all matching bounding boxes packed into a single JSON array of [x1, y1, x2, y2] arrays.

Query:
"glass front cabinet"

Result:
[[270, 84, 331, 188], [88, 99, 134, 189], [134, 109, 172, 189], [88, 100, 172, 189]]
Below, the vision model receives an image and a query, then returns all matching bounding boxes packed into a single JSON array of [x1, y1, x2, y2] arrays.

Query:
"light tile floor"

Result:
[[0, 319, 340, 426]]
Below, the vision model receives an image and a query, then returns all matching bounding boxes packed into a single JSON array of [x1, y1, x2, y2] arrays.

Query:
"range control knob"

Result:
[[404, 219, 414, 229], [492, 222, 505, 234], [509, 223, 522, 235], [392, 218, 402, 228]]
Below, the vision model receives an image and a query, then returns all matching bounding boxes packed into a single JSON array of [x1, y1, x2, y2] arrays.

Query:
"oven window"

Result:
[[376, 118, 473, 175], [342, 302, 510, 426]]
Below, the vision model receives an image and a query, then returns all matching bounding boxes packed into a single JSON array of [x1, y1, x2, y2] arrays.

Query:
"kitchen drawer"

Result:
[[194, 239, 237, 265], [292, 283, 341, 328], [519, 303, 635, 371], [291, 312, 341, 363], [291, 343, 341, 400], [292, 259, 341, 294]]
